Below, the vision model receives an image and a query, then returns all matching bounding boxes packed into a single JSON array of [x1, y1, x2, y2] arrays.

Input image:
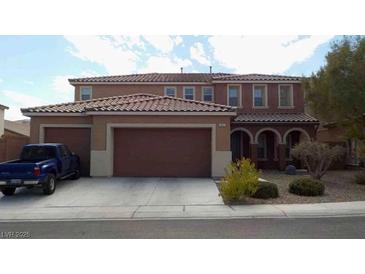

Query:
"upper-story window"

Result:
[[164, 87, 177, 97], [227, 85, 240, 107], [183, 87, 195, 100], [80, 86, 92, 101], [202, 87, 214, 102], [253, 85, 268, 108], [279, 84, 294, 107]]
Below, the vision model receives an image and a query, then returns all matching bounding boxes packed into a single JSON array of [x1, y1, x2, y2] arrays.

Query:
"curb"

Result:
[[1, 201, 365, 222]]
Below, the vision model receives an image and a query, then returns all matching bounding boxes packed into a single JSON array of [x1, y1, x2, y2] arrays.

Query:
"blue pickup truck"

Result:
[[0, 144, 81, 196]]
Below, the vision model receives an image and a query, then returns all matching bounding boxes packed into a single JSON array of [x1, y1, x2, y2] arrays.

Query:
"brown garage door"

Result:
[[44, 127, 91, 176], [114, 128, 211, 177]]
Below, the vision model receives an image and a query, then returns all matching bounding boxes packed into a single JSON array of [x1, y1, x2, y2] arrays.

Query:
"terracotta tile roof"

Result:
[[234, 113, 318, 123], [4, 120, 30, 136], [21, 94, 156, 113], [69, 73, 233, 83], [68, 73, 302, 84], [212, 73, 302, 82], [22, 94, 235, 114], [88, 96, 235, 113]]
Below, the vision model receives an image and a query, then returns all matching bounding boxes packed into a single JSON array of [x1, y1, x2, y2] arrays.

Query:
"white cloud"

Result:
[[1, 90, 50, 120], [174, 36, 183, 46], [64, 36, 139, 74], [143, 36, 176, 54], [190, 42, 210, 65], [208, 35, 333, 74], [52, 75, 75, 101], [140, 56, 192, 73]]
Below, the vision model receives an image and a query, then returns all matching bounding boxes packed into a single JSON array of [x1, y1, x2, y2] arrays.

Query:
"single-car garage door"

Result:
[[113, 128, 211, 177], [44, 127, 91, 176]]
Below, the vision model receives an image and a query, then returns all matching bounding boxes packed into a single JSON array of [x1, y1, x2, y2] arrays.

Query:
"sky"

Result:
[[0, 35, 340, 120]]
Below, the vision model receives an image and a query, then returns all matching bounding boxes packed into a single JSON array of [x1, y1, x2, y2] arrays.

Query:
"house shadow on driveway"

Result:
[[0, 177, 223, 209]]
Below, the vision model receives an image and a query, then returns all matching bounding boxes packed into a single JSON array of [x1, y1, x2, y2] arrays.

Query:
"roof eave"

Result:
[[212, 80, 302, 84], [68, 81, 212, 85], [22, 111, 237, 117], [232, 120, 319, 124]]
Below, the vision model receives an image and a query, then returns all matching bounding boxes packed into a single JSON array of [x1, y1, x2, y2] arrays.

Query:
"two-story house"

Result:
[[21, 73, 318, 177]]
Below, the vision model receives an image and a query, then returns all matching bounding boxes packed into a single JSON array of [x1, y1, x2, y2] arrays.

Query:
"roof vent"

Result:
[[209, 66, 212, 74], [180, 67, 183, 73]]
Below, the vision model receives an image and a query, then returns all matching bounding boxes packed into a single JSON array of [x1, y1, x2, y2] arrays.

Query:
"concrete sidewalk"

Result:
[[1, 201, 365, 221]]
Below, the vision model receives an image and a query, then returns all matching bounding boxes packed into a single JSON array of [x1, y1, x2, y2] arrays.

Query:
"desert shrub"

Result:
[[291, 141, 345, 180], [354, 171, 365, 185], [289, 178, 325, 196], [251, 181, 279, 199], [220, 159, 259, 203]]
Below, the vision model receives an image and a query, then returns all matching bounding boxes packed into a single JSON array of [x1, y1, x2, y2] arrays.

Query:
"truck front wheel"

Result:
[[1, 187, 16, 196], [43, 174, 56, 195]]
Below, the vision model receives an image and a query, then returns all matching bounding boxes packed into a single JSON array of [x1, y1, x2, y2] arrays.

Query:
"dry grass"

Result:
[[219, 169, 365, 204]]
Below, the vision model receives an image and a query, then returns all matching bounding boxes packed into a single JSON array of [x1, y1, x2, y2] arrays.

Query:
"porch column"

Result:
[[250, 143, 258, 168], [278, 143, 286, 171]]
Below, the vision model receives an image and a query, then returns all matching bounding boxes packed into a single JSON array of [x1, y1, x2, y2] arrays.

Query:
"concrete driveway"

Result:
[[0, 177, 223, 209]]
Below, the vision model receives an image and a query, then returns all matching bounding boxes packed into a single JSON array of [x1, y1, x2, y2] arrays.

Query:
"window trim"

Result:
[[80, 86, 92, 101], [183, 86, 196, 100], [226, 84, 242, 107], [164, 86, 177, 97], [201, 86, 214, 102], [252, 84, 268, 108], [278, 84, 294, 108], [257, 133, 268, 161]]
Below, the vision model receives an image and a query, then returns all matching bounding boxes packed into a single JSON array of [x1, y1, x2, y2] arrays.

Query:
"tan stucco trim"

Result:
[[282, 127, 311, 144], [39, 124, 92, 143], [231, 127, 255, 144], [89, 123, 231, 177], [254, 127, 284, 144]]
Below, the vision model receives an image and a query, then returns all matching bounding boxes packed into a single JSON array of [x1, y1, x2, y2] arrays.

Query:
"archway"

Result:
[[231, 129, 252, 162], [283, 128, 311, 168], [255, 129, 282, 169]]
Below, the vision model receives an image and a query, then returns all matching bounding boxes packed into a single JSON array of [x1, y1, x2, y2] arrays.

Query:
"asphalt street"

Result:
[[0, 216, 364, 238]]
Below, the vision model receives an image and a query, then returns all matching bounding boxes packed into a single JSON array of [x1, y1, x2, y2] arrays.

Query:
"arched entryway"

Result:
[[255, 128, 282, 169], [283, 128, 310, 168], [231, 128, 253, 162]]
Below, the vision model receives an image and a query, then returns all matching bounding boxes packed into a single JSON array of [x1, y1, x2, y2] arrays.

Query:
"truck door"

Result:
[[59, 145, 72, 175]]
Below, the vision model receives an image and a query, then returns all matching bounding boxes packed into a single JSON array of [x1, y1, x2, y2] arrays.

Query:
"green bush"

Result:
[[251, 181, 279, 199], [289, 178, 325, 196], [354, 171, 365, 185], [220, 159, 259, 203]]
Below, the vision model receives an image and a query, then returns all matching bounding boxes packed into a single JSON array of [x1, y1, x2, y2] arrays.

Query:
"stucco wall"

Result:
[[0, 109, 4, 137], [29, 114, 233, 177], [29, 116, 93, 143], [91, 115, 231, 151], [73, 82, 305, 113], [74, 84, 214, 102]]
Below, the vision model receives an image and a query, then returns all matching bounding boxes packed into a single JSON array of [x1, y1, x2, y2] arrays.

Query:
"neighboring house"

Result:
[[317, 122, 361, 167], [0, 104, 8, 137], [0, 107, 29, 163], [21, 73, 319, 177], [4, 119, 30, 137]]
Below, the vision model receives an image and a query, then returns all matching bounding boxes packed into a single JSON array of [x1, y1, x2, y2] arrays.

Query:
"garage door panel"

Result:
[[114, 128, 211, 177], [44, 128, 91, 176]]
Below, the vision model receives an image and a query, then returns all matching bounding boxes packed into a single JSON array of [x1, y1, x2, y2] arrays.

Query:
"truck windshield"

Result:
[[21, 146, 57, 161]]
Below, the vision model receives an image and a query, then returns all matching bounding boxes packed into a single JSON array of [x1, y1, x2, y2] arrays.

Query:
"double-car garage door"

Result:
[[113, 128, 211, 177]]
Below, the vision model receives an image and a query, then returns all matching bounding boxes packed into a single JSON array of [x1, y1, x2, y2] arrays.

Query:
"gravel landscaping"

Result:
[[217, 168, 365, 204]]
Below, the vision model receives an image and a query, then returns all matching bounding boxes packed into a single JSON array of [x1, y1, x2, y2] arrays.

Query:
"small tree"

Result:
[[291, 141, 345, 180], [220, 158, 260, 202]]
